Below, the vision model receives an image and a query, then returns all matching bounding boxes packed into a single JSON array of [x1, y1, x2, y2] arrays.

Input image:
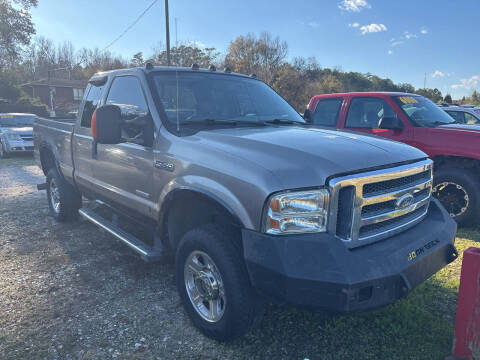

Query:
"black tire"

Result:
[[46, 168, 82, 222], [433, 167, 480, 226], [0, 143, 9, 158], [175, 224, 264, 341]]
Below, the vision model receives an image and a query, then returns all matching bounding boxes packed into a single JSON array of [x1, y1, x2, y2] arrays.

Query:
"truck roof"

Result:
[[89, 65, 253, 83], [311, 91, 417, 99]]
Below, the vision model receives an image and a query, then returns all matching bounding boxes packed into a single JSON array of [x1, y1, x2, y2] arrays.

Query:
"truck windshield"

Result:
[[0, 114, 36, 127], [150, 71, 305, 131], [393, 96, 456, 127]]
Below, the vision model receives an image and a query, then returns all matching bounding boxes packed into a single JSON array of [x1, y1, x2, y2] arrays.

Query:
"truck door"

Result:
[[343, 97, 413, 144], [89, 75, 155, 217], [72, 83, 104, 192]]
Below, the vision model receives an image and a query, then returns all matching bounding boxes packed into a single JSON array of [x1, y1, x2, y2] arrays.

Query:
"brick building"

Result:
[[21, 78, 87, 116]]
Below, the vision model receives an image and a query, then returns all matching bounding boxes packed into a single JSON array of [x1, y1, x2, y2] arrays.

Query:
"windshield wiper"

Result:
[[181, 118, 269, 127], [182, 118, 239, 126], [263, 118, 305, 125]]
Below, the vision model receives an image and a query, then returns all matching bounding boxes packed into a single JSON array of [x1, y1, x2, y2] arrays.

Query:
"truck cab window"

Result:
[[80, 84, 103, 128], [346, 98, 397, 129], [313, 98, 343, 127], [106, 76, 153, 147]]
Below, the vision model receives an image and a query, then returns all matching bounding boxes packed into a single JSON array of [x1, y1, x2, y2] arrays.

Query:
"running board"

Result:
[[78, 207, 163, 262]]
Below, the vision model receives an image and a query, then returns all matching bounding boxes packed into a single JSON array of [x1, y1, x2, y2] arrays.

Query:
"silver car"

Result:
[[0, 113, 36, 158], [442, 105, 480, 125]]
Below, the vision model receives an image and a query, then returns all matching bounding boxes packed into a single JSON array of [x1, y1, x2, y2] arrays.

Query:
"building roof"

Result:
[[21, 78, 87, 88]]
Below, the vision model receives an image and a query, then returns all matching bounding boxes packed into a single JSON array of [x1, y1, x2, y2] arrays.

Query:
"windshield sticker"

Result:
[[399, 96, 419, 104]]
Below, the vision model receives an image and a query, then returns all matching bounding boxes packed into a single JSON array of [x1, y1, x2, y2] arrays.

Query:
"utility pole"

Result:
[[165, 0, 171, 66], [424, 72, 427, 89]]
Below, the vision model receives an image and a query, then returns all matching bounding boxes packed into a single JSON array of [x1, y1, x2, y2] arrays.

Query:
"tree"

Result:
[[415, 88, 443, 102], [444, 94, 452, 104], [152, 44, 219, 68], [0, 0, 38, 69], [225, 32, 288, 84], [130, 52, 144, 67]]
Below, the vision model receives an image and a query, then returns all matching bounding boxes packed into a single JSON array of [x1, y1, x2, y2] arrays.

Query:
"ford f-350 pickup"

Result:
[[34, 65, 458, 340]]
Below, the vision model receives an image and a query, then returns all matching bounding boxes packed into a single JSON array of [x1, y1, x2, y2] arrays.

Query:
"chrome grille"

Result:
[[20, 135, 33, 141], [329, 159, 433, 248]]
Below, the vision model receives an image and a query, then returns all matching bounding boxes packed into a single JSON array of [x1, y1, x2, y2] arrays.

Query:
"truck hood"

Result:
[[192, 126, 426, 188], [437, 123, 480, 134], [0, 126, 33, 135]]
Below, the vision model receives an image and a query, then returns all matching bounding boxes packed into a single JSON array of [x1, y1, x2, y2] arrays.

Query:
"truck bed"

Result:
[[34, 117, 75, 180]]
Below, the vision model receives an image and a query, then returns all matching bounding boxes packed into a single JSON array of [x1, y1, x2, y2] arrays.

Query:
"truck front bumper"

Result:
[[5, 140, 34, 153], [242, 198, 457, 312]]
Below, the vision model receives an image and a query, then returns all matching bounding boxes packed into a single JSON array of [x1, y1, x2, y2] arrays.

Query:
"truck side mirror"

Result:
[[378, 116, 403, 130], [92, 104, 122, 144], [303, 109, 313, 124]]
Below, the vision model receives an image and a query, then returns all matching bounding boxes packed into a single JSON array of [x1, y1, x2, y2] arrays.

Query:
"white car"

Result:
[[0, 113, 36, 158], [441, 106, 480, 125]]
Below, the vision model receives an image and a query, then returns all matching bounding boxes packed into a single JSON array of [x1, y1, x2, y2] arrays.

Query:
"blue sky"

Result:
[[31, 0, 479, 99]]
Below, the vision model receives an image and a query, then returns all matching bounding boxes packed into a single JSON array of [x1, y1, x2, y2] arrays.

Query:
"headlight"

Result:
[[6, 134, 21, 140], [264, 189, 329, 235]]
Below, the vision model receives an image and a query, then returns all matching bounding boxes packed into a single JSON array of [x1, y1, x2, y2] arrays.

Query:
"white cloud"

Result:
[[188, 40, 206, 48], [391, 40, 404, 47], [360, 23, 387, 35], [339, 0, 370, 12], [348, 22, 360, 28], [308, 21, 321, 28], [452, 75, 480, 90], [432, 70, 444, 78], [420, 28, 428, 35], [404, 31, 418, 39], [388, 50, 393, 55]]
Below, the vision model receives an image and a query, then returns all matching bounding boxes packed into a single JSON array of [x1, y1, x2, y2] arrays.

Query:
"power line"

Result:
[[102, 0, 159, 52]]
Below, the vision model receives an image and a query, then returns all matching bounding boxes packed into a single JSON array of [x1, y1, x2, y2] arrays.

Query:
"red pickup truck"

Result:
[[305, 92, 480, 225]]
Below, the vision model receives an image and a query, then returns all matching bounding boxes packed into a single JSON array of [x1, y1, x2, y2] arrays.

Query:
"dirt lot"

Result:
[[1, 156, 479, 360]]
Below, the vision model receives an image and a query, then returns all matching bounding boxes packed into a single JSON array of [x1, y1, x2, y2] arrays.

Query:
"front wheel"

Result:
[[175, 224, 264, 341], [433, 168, 480, 226]]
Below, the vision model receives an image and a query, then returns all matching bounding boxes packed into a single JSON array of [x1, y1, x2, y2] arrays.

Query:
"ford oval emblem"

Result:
[[396, 194, 415, 210]]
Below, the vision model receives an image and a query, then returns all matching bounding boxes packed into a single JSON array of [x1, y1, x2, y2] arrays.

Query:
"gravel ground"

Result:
[[0, 156, 475, 359]]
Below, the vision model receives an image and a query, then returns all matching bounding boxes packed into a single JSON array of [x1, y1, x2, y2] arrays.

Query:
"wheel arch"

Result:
[[431, 155, 480, 176], [159, 185, 250, 252]]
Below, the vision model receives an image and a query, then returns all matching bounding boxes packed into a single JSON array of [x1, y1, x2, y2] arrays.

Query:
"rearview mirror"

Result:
[[92, 104, 122, 144], [303, 109, 313, 123], [378, 116, 403, 130]]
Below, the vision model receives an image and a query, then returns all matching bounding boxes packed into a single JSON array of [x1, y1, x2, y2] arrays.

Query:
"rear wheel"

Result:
[[0, 143, 8, 158], [433, 168, 480, 226], [175, 224, 264, 341], [46, 168, 82, 222]]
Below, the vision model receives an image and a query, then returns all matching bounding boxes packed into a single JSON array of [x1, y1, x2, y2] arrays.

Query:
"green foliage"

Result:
[[0, 0, 37, 68], [154, 45, 220, 68], [444, 94, 453, 104], [415, 88, 443, 103], [0, 71, 22, 101]]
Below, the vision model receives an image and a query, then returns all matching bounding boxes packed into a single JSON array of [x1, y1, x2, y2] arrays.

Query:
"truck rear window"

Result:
[[80, 84, 104, 128]]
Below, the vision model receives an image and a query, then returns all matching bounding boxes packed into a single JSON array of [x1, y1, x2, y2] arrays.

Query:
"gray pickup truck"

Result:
[[34, 65, 458, 341]]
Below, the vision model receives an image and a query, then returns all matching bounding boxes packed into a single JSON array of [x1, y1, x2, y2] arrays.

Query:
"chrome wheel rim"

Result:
[[184, 250, 226, 323], [433, 181, 469, 218], [49, 178, 61, 214]]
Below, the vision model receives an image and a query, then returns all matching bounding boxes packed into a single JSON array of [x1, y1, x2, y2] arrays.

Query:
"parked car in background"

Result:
[[33, 66, 457, 340], [442, 105, 480, 125], [0, 113, 36, 158], [305, 92, 480, 225]]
